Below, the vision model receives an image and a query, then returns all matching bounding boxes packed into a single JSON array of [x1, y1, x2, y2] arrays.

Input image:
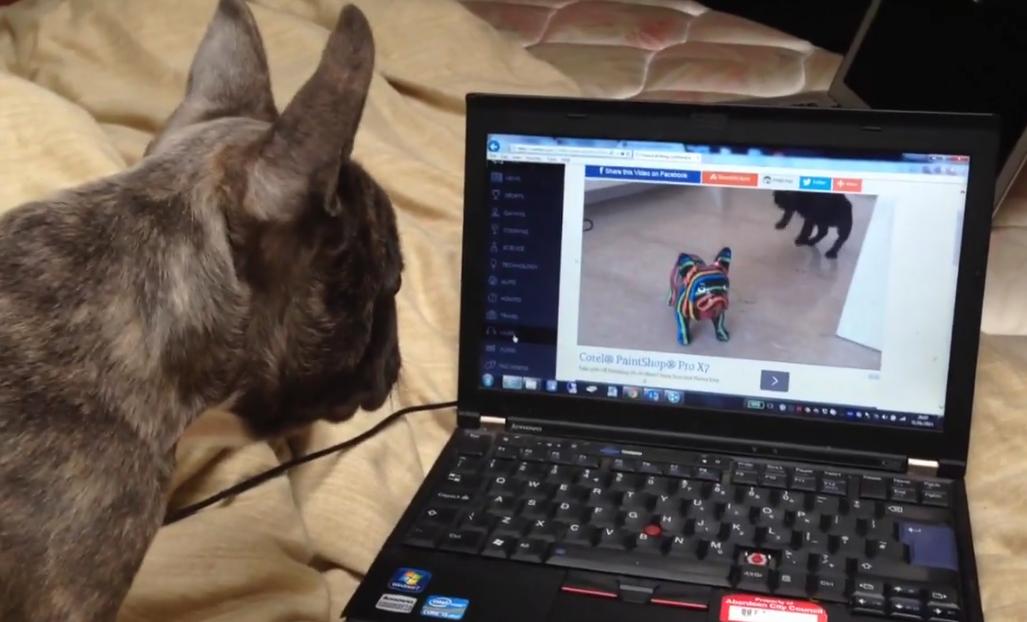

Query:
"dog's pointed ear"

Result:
[[715, 247, 732, 273], [248, 5, 374, 222], [159, 0, 277, 136], [676, 253, 696, 272]]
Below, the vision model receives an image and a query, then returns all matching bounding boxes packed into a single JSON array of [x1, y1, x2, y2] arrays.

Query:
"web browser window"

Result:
[[478, 134, 970, 431]]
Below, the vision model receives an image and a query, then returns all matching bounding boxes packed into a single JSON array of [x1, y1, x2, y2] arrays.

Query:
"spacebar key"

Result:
[[546, 545, 732, 587]]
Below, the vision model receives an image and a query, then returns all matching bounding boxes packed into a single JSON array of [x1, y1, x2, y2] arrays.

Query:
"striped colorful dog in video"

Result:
[[667, 248, 732, 345]]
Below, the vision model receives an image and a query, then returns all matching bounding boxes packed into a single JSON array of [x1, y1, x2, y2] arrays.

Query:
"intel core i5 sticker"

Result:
[[376, 593, 417, 614], [389, 568, 432, 594], [420, 595, 470, 620], [720, 594, 827, 622]]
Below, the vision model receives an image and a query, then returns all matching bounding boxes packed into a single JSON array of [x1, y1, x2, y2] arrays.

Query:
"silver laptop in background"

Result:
[[745, 0, 881, 110], [742, 0, 1027, 212]]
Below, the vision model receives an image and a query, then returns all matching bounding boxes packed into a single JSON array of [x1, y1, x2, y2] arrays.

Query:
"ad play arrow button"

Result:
[[760, 370, 790, 392]]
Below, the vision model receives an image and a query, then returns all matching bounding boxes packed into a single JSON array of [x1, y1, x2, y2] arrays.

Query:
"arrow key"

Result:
[[850, 593, 885, 617], [889, 597, 924, 620], [926, 605, 962, 621], [889, 584, 923, 600]]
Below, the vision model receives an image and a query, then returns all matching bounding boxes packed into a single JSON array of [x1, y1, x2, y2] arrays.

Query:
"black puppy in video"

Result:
[[772, 190, 853, 259]]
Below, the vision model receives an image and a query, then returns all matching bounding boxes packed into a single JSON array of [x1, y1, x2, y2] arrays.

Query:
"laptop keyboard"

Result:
[[404, 430, 963, 621]]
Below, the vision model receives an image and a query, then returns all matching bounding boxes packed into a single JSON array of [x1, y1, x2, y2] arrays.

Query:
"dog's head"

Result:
[[772, 190, 793, 210], [146, 1, 401, 436]]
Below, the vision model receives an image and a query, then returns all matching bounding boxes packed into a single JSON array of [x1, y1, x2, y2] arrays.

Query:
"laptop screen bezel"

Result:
[[458, 94, 997, 467]]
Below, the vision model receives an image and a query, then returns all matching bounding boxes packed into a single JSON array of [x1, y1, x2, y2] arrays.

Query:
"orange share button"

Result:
[[702, 171, 758, 187]]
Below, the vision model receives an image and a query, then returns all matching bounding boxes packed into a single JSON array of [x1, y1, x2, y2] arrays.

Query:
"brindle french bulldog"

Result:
[[0, 2, 401, 620]]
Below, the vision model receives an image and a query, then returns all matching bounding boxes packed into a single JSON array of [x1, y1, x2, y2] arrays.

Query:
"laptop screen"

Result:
[[477, 134, 971, 432], [843, 2, 1027, 187]]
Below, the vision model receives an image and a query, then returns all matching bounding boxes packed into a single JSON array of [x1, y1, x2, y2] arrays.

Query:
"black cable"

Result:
[[163, 400, 458, 526]]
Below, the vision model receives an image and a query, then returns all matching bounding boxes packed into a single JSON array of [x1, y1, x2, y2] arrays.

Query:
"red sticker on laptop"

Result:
[[720, 594, 827, 622]]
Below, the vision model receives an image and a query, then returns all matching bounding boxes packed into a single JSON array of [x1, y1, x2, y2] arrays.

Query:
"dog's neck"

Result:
[[10, 157, 253, 457]]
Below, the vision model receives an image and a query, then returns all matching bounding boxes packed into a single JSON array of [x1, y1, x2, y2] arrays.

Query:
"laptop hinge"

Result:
[[907, 458, 940, 477], [457, 410, 508, 431], [480, 415, 507, 431]]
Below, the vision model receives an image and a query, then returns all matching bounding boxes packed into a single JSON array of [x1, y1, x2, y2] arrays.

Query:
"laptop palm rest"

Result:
[[547, 593, 708, 622]]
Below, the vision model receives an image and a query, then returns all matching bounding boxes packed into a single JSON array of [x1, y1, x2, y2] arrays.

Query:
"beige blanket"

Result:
[[0, 1, 1024, 620]]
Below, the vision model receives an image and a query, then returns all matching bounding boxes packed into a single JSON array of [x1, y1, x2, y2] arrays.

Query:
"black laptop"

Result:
[[343, 96, 998, 622]]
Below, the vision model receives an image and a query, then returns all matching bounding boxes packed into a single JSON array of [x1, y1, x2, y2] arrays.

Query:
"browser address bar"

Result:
[[510, 144, 632, 158], [507, 144, 701, 164], [633, 150, 702, 164]]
